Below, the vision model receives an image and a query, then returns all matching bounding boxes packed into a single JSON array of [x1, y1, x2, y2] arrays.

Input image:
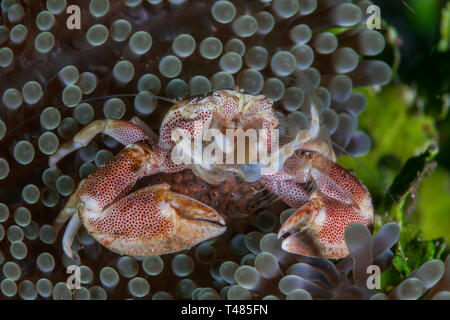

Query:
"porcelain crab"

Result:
[[49, 89, 373, 259]]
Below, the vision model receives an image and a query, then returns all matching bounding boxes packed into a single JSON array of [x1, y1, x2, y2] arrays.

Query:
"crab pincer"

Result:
[[276, 158, 374, 259], [81, 183, 226, 257]]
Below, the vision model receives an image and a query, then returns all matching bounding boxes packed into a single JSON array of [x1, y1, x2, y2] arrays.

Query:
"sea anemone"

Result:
[[0, 0, 404, 300]]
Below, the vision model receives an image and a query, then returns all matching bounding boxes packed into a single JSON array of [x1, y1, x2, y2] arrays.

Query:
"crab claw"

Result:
[[83, 184, 226, 256], [277, 191, 373, 259]]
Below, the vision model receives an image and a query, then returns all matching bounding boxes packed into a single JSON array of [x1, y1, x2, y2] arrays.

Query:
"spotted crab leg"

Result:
[[49, 119, 155, 231], [58, 141, 225, 257], [54, 141, 157, 257], [277, 154, 374, 259], [261, 151, 312, 208]]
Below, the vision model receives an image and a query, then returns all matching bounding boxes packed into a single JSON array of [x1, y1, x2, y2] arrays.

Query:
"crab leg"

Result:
[[52, 140, 159, 256], [262, 178, 310, 208], [261, 150, 313, 207], [50, 119, 154, 233], [62, 213, 82, 259], [52, 141, 158, 233], [52, 180, 85, 233], [49, 119, 150, 168], [277, 155, 374, 259]]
